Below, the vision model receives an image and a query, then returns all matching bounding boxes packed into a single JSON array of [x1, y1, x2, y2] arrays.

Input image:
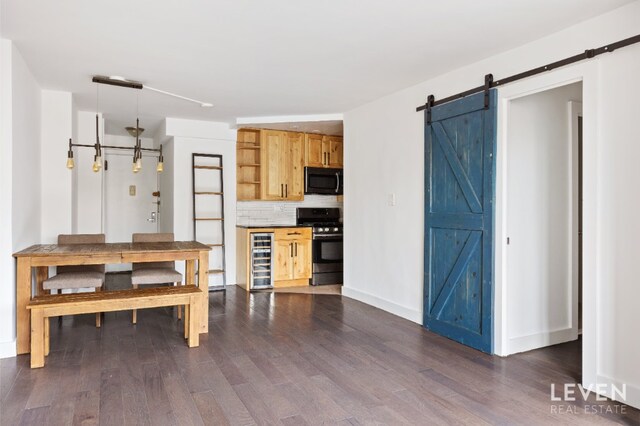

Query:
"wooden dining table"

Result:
[[13, 241, 211, 355]]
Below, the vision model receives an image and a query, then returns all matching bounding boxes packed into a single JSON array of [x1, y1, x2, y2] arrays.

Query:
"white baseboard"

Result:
[[507, 327, 577, 355], [342, 287, 422, 324], [595, 374, 640, 411], [0, 340, 16, 359]]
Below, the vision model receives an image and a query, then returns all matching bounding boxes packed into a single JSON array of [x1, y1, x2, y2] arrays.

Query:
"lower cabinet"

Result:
[[273, 228, 312, 287]]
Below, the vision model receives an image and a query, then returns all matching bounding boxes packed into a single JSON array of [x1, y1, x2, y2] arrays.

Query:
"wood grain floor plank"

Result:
[[18, 405, 49, 426], [192, 390, 230, 426], [3, 277, 638, 425]]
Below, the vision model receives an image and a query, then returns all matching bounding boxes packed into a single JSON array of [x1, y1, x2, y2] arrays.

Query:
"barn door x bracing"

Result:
[[424, 90, 496, 353]]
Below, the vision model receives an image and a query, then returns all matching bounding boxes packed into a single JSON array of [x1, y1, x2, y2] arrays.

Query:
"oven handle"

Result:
[[312, 235, 343, 240]]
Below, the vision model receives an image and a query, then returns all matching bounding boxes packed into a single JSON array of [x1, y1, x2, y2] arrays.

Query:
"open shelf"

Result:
[[237, 129, 263, 201]]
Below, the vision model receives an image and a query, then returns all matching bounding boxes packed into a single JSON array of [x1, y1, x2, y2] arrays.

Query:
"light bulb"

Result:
[[66, 157, 75, 169], [132, 161, 139, 173], [93, 156, 102, 172], [156, 161, 164, 173], [136, 157, 142, 170]]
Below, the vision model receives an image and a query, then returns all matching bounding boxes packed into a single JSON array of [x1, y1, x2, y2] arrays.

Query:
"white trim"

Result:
[[493, 60, 599, 389], [0, 340, 16, 359], [568, 100, 583, 341], [342, 287, 422, 324], [508, 328, 578, 355], [595, 374, 640, 409], [236, 113, 343, 126]]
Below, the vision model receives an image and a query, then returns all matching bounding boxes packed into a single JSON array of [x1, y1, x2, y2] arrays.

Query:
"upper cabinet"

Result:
[[304, 134, 343, 168], [237, 128, 341, 201], [248, 129, 304, 201]]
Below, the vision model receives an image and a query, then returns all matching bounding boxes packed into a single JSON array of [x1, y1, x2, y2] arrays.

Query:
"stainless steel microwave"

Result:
[[304, 167, 343, 195]]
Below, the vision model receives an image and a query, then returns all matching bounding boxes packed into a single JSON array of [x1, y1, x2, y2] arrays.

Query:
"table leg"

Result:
[[16, 257, 32, 355], [197, 251, 209, 333], [186, 260, 195, 285], [35, 267, 48, 297]]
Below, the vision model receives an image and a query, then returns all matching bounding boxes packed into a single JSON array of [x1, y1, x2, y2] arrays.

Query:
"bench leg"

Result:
[[175, 282, 182, 320], [188, 296, 199, 348], [184, 304, 189, 340], [30, 309, 45, 368], [132, 284, 138, 324], [44, 317, 50, 357], [95, 287, 102, 328]]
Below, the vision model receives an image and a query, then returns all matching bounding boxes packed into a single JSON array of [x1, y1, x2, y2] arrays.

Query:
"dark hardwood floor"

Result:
[[2, 275, 638, 425]]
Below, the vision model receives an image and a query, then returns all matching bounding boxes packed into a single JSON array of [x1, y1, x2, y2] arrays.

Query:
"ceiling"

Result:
[[1, 0, 632, 126]]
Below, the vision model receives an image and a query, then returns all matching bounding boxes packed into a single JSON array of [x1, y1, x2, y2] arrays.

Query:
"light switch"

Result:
[[388, 193, 396, 206], [129, 185, 136, 196]]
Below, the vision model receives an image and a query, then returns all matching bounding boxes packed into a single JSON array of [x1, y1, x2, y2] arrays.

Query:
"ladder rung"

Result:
[[209, 269, 224, 274], [194, 165, 223, 170], [206, 244, 224, 247], [195, 218, 224, 221], [195, 192, 223, 195]]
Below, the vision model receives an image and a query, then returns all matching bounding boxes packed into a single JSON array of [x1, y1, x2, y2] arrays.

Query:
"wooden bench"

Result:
[[27, 286, 202, 368]]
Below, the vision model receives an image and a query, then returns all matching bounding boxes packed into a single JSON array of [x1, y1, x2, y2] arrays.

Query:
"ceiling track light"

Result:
[[91, 75, 213, 107]]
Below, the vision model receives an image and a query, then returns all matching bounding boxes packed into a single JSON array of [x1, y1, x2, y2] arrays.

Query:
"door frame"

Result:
[[494, 61, 598, 388]]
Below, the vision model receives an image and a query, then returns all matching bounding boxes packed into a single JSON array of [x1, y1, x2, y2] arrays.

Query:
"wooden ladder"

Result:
[[192, 153, 226, 290]]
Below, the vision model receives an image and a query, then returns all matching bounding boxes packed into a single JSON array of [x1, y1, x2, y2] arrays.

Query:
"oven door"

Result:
[[305, 167, 343, 195], [313, 236, 343, 264]]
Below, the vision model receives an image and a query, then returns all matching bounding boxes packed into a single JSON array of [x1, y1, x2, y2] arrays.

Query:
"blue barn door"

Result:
[[424, 90, 496, 353]]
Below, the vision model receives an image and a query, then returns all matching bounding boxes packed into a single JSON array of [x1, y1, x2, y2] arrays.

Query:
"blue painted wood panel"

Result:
[[424, 90, 496, 353]]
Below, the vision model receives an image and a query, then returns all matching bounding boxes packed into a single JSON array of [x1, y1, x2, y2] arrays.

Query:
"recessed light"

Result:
[[311, 129, 321, 133], [200, 103, 213, 108], [291, 125, 299, 129]]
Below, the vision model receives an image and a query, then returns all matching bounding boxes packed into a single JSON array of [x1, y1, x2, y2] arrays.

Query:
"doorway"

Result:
[[503, 81, 582, 355], [104, 147, 159, 270]]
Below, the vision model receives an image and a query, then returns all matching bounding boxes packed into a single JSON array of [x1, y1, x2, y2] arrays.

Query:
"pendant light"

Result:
[[92, 114, 102, 173], [156, 145, 164, 173], [66, 139, 74, 169], [65, 77, 164, 173]]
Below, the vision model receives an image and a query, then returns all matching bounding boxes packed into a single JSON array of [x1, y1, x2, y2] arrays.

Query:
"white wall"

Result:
[[41, 90, 73, 243], [0, 40, 42, 357], [505, 82, 582, 353], [344, 1, 640, 408], [158, 137, 175, 234], [164, 119, 237, 285], [73, 111, 104, 233], [597, 44, 640, 406], [0, 38, 16, 358]]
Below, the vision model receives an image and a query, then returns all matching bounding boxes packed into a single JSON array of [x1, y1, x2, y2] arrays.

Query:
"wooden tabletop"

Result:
[[13, 241, 211, 257]]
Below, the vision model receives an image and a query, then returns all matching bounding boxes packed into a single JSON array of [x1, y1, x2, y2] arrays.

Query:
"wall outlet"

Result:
[[129, 185, 136, 196], [388, 193, 396, 206]]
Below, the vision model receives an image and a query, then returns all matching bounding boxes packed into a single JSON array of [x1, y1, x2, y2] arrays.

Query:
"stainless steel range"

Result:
[[296, 208, 343, 285]]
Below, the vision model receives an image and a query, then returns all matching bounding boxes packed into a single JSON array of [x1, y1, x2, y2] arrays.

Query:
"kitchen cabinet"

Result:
[[262, 130, 304, 201], [236, 226, 312, 290], [304, 134, 343, 168], [326, 136, 343, 168], [305, 133, 325, 167], [274, 228, 312, 286], [237, 128, 341, 200]]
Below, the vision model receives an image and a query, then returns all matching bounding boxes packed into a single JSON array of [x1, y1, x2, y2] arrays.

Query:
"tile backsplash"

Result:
[[236, 195, 342, 226]]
